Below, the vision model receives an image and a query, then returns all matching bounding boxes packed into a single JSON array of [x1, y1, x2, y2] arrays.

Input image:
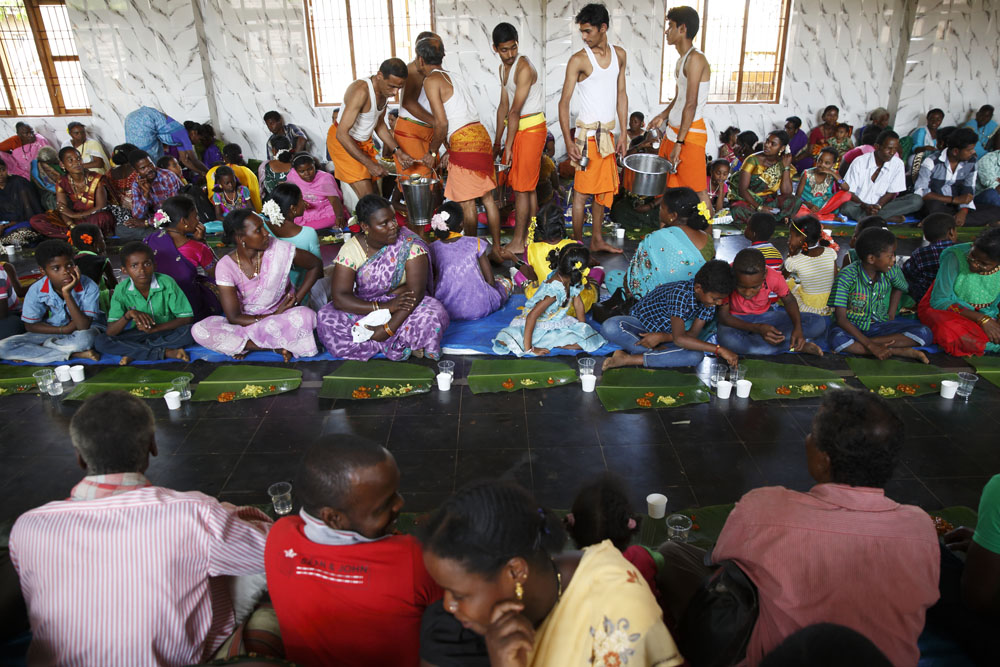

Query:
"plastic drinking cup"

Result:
[[646, 493, 668, 519], [47, 380, 63, 396], [667, 513, 693, 541], [716, 379, 733, 399], [54, 365, 72, 383], [616, 227, 625, 239], [436, 373, 452, 391], [713, 226, 722, 239], [736, 379, 753, 398], [731, 364, 747, 382], [69, 365, 85, 383], [3, 245, 14, 259], [171, 376, 192, 400], [581, 374, 597, 392], [956, 372, 978, 399], [437, 360, 455, 377], [163, 391, 182, 410], [710, 362, 727, 388], [268, 482, 293, 515], [578, 358, 597, 376], [939, 380, 958, 399], [33, 369, 54, 392]]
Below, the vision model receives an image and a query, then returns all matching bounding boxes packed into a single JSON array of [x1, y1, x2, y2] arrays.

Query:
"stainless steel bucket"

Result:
[[621, 153, 672, 197], [400, 174, 442, 226]]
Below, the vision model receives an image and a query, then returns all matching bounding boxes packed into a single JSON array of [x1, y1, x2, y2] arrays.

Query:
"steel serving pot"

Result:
[[621, 153, 674, 197]]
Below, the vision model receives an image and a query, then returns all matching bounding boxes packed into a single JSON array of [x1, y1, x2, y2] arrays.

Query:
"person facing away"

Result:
[[265, 437, 441, 666], [901, 212, 957, 303], [9, 391, 272, 666]]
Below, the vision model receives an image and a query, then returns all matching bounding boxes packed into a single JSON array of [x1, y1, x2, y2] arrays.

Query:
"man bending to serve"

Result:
[[394, 32, 441, 182]]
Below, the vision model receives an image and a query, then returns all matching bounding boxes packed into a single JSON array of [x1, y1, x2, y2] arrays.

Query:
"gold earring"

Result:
[[515, 581, 524, 601]]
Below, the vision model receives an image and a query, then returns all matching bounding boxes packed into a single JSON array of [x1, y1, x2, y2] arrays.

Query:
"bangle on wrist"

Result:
[[384, 323, 394, 337], [676, 139, 685, 145], [980, 315, 991, 325]]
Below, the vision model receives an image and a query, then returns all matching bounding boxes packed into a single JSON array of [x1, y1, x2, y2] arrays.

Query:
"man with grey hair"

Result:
[[9, 391, 271, 666]]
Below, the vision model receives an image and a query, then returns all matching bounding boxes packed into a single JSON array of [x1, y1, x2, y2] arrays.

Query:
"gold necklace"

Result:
[[236, 249, 261, 278]]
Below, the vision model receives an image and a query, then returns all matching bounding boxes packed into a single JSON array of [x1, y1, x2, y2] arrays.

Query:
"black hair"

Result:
[[875, 129, 899, 146], [263, 110, 281, 123], [492, 21, 518, 45], [768, 130, 790, 147], [708, 158, 730, 176], [629, 111, 645, 123], [35, 239, 74, 269], [183, 120, 201, 133], [853, 215, 887, 238], [546, 244, 590, 289], [759, 623, 892, 667], [747, 212, 777, 242], [268, 183, 303, 221], [111, 143, 139, 167], [927, 108, 945, 119], [58, 145, 78, 162], [732, 247, 766, 276], [948, 127, 979, 152], [119, 240, 154, 265], [270, 135, 293, 164], [569, 474, 636, 551], [214, 165, 237, 187], [534, 202, 566, 242], [859, 125, 880, 146], [922, 212, 956, 243], [822, 104, 839, 116], [200, 124, 217, 142], [14, 122, 27, 131], [936, 126, 957, 148], [379, 57, 408, 79], [980, 104, 995, 114], [575, 2, 610, 29], [718, 126, 739, 144], [356, 193, 392, 226], [667, 5, 700, 38], [222, 208, 257, 245], [291, 153, 316, 169], [161, 195, 198, 229], [661, 186, 708, 230], [70, 223, 101, 250], [736, 130, 758, 150], [155, 155, 178, 169], [973, 227, 1000, 263], [791, 215, 827, 247], [834, 122, 850, 133], [297, 438, 392, 515], [420, 480, 567, 577], [817, 146, 839, 163], [415, 37, 445, 66], [67, 121, 84, 132], [433, 201, 465, 240], [127, 149, 151, 168], [223, 143, 245, 165], [785, 116, 802, 130], [70, 392, 155, 476], [812, 389, 903, 488], [694, 259, 734, 296], [855, 227, 897, 263]]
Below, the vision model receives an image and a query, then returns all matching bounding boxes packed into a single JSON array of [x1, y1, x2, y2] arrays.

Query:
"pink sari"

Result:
[[286, 168, 341, 230], [191, 238, 318, 357]]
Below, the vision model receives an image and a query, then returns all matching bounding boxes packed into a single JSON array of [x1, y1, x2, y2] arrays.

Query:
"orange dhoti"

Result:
[[327, 124, 377, 184], [445, 122, 496, 202], [659, 118, 708, 192], [574, 136, 619, 209], [509, 114, 547, 192], [393, 117, 433, 181]]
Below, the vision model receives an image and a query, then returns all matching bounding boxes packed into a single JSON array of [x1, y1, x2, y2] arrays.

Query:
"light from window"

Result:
[[660, 0, 791, 105], [305, 0, 434, 107], [0, 0, 89, 116]]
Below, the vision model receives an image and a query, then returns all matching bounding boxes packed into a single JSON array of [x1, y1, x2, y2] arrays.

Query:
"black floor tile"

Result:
[[527, 411, 600, 448], [605, 444, 687, 491], [153, 418, 199, 455], [393, 450, 456, 494], [267, 388, 323, 416], [248, 416, 326, 453], [723, 404, 808, 443], [1, 456, 83, 521], [394, 388, 462, 416], [531, 446, 606, 509], [459, 385, 525, 414], [744, 440, 815, 492], [883, 479, 943, 509], [203, 396, 275, 418], [921, 477, 989, 509], [1, 416, 74, 457], [899, 436, 986, 478], [179, 417, 262, 455], [388, 414, 459, 450], [674, 442, 764, 488], [595, 412, 670, 447], [456, 449, 533, 486], [403, 491, 454, 513], [458, 412, 528, 449], [659, 405, 741, 448], [322, 411, 393, 445], [523, 384, 602, 413], [224, 452, 305, 494], [145, 452, 241, 496]]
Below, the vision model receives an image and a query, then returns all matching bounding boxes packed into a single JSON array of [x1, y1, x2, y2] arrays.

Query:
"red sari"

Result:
[[29, 173, 115, 238]]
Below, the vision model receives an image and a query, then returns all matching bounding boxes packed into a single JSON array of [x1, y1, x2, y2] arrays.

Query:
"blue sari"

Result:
[[605, 226, 708, 298]]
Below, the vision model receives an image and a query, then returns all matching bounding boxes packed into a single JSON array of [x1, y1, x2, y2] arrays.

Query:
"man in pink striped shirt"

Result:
[[9, 391, 272, 666]]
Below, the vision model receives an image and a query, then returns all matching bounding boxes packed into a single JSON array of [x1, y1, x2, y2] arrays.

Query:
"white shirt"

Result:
[[844, 151, 907, 205]]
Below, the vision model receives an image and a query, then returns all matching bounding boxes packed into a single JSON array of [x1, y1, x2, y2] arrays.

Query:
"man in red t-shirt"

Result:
[[265, 438, 441, 666]]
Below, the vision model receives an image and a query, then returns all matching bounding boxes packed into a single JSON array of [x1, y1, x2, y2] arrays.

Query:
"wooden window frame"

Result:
[[659, 0, 792, 105], [304, 0, 436, 108]]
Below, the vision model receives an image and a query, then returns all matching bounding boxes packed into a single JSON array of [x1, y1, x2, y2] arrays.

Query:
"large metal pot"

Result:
[[400, 173, 443, 227], [621, 153, 673, 197]]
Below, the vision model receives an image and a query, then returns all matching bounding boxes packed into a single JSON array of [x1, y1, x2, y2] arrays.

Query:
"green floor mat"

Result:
[[596, 368, 709, 411], [191, 365, 302, 402], [739, 359, 849, 401], [846, 358, 960, 398], [467, 358, 577, 394], [319, 360, 434, 400]]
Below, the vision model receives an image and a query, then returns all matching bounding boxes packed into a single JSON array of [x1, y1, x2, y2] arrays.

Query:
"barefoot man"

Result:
[[648, 6, 710, 202], [419, 39, 505, 264], [492, 22, 546, 257], [558, 2, 626, 255], [394, 32, 441, 182], [329, 59, 416, 202]]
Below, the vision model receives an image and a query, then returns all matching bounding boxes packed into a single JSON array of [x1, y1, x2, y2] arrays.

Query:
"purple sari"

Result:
[[317, 228, 449, 360], [145, 229, 222, 321]]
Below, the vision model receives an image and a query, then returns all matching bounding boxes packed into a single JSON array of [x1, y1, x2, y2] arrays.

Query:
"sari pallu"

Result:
[[145, 229, 222, 321], [317, 228, 449, 361], [30, 159, 62, 210], [29, 173, 115, 239], [604, 226, 708, 298]]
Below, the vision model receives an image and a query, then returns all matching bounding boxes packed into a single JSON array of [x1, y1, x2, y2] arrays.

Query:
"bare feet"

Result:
[[885, 215, 905, 223], [411, 348, 425, 359], [602, 349, 631, 371], [232, 352, 248, 360], [276, 348, 293, 362], [892, 347, 929, 363], [165, 348, 189, 362], [589, 237, 623, 254], [798, 341, 824, 357], [70, 349, 100, 361], [503, 241, 526, 258], [488, 248, 507, 265], [119, 356, 132, 366]]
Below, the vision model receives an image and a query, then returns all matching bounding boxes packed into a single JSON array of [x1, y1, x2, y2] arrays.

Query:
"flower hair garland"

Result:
[[572, 261, 591, 285], [526, 216, 537, 245], [696, 201, 712, 223], [430, 210, 450, 232], [261, 199, 284, 226], [151, 209, 171, 229], [79, 233, 93, 246]]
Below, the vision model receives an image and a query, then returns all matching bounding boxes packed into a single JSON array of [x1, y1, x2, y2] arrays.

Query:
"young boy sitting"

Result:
[[843, 215, 888, 267], [744, 212, 783, 270], [828, 227, 933, 362], [95, 242, 194, 364], [601, 260, 738, 370], [902, 212, 957, 303], [0, 240, 100, 363], [717, 248, 827, 356]]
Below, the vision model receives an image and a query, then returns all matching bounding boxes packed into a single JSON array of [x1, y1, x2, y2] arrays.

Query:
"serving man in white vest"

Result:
[[394, 32, 441, 182], [558, 2, 626, 255]]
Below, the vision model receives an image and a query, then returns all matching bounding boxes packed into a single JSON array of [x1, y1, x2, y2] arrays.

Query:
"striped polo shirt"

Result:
[[828, 261, 909, 331]]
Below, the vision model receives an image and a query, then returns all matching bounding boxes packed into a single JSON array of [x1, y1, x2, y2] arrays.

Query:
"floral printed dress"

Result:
[[604, 226, 708, 298]]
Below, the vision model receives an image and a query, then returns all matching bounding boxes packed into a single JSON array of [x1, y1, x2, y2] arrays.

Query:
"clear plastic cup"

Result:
[[171, 376, 191, 401], [47, 380, 63, 396], [268, 482, 293, 515], [731, 364, 747, 382], [578, 358, 597, 376], [956, 373, 979, 399], [716, 379, 733, 399], [69, 365, 85, 383], [437, 360, 455, 378], [581, 374, 597, 392], [939, 380, 959, 399], [667, 513, 693, 541], [710, 362, 727, 388], [33, 369, 54, 393], [163, 391, 182, 410]]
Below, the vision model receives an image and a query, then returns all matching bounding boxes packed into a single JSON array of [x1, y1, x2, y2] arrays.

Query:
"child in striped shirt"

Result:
[[784, 216, 839, 315], [745, 212, 784, 270]]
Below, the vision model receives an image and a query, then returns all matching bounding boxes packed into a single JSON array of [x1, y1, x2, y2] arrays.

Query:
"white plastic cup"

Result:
[[713, 226, 722, 239], [646, 493, 668, 519], [736, 379, 752, 398], [163, 390, 182, 410], [581, 374, 597, 392], [54, 365, 72, 383], [3, 245, 14, 259], [69, 365, 85, 383], [716, 379, 733, 399], [615, 227, 625, 239], [436, 372, 452, 391], [939, 380, 959, 399]]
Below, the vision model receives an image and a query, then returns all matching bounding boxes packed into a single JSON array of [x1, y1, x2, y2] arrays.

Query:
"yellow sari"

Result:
[[530, 541, 683, 667]]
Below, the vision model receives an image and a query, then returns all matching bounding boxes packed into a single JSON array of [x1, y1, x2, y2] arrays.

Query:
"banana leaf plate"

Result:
[[467, 359, 577, 394], [967, 357, 1000, 390], [739, 360, 849, 401], [595, 368, 708, 411], [63, 367, 195, 401], [191, 365, 303, 402], [0, 366, 42, 395], [319, 361, 434, 400], [845, 358, 960, 398]]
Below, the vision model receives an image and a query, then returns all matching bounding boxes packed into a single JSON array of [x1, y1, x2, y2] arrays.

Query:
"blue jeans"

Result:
[[95, 325, 194, 361], [717, 308, 830, 355], [829, 318, 933, 353], [0, 327, 98, 363], [601, 316, 705, 368], [974, 188, 1000, 209]]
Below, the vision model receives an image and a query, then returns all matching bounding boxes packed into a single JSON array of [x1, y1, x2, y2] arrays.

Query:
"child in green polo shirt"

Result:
[[94, 242, 195, 364], [828, 227, 933, 362]]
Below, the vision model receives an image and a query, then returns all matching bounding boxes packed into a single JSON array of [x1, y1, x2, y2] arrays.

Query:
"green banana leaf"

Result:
[[63, 367, 195, 401], [845, 358, 959, 399], [739, 360, 849, 401], [319, 361, 434, 400], [595, 368, 709, 412], [191, 365, 302, 402], [0, 366, 42, 395], [967, 357, 1000, 389], [467, 359, 577, 394]]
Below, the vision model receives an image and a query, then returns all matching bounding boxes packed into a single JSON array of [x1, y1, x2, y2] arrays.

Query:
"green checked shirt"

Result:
[[108, 273, 193, 329], [828, 261, 908, 331]]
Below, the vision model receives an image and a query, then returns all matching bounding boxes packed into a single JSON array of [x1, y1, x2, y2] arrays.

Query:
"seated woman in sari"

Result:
[[918, 228, 1000, 357], [286, 154, 346, 233], [420, 480, 683, 667], [0, 160, 44, 246], [794, 105, 839, 171], [729, 130, 798, 225], [605, 187, 711, 298], [258, 136, 293, 199], [29, 147, 115, 239], [63, 122, 109, 175], [0, 123, 49, 179], [317, 194, 449, 361], [192, 209, 322, 361], [30, 146, 63, 210], [145, 195, 222, 321]]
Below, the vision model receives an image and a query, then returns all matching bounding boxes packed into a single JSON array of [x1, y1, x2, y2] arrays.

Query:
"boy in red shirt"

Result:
[[265, 439, 441, 666], [717, 247, 828, 356]]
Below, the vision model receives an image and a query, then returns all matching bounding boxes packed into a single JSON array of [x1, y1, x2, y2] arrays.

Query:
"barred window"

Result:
[[659, 0, 792, 104], [304, 0, 435, 107], [0, 0, 89, 116]]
